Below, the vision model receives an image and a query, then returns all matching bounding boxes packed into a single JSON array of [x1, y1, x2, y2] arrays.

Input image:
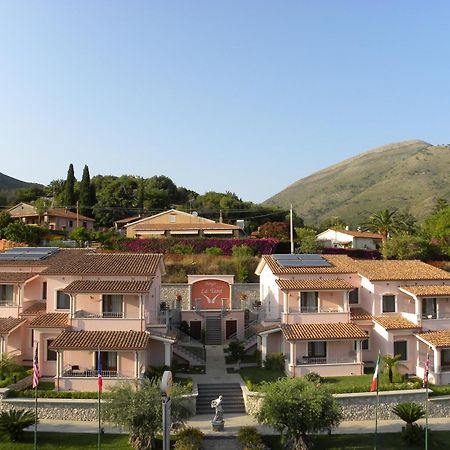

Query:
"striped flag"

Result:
[[423, 349, 430, 388], [32, 344, 40, 388], [371, 352, 381, 392], [97, 350, 103, 394]]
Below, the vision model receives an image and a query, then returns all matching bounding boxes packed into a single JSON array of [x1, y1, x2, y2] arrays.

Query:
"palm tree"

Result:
[[361, 209, 399, 244], [392, 402, 425, 430], [382, 354, 403, 384], [0, 409, 37, 441]]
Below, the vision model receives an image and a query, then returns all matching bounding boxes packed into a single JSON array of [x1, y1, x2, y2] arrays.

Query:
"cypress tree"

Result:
[[79, 165, 92, 217], [63, 164, 76, 210]]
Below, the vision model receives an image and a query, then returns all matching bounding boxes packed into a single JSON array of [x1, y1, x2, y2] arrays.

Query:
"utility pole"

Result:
[[76, 201, 79, 228]]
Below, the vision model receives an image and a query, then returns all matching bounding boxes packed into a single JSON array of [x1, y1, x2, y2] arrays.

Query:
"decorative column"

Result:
[[356, 340, 362, 363], [343, 291, 348, 312], [283, 292, 288, 322], [434, 348, 441, 384], [289, 341, 297, 376], [135, 351, 139, 378], [164, 342, 172, 367], [414, 296, 422, 324], [261, 334, 268, 363]]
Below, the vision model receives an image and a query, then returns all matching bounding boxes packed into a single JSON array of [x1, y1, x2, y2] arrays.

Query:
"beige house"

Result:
[[7, 203, 95, 231], [125, 209, 243, 238], [316, 228, 383, 250]]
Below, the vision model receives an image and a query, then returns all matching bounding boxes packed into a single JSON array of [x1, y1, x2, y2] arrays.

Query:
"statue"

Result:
[[211, 395, 224, 431]]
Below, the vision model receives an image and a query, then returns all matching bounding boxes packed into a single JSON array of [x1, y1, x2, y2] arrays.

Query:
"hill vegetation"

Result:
[[264, 140, 450, 226]]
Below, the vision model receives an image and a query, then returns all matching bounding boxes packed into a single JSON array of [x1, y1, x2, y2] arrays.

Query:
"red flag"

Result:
[[32, 344, 40, 388], [97, 351, 103, 393], [371, 352, 381, 392], [423, 349, 430, 388]]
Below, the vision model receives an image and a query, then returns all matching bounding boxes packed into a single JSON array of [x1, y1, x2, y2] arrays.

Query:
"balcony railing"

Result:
[[297, 355, 358, 365], [0, 300, 16, 307], [288, 306, 345, 314], [74, 310, 131, 319], [62, 368, 119, 378]]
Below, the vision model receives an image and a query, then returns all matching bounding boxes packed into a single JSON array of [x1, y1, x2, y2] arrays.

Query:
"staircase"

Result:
[[205, 315, 222, 345], [202, 436, 240, 449], [196, 383, 246, 415], [173, 345, 205, 365]]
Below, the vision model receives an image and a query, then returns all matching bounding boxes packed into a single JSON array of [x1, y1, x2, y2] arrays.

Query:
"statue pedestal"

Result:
[[211, 419, 224, 431]]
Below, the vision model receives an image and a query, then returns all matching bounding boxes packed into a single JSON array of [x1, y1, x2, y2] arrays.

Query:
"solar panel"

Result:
[[0, 247, 60, 261], [272, 253, 332, 268], [6, 247, 59, 255]]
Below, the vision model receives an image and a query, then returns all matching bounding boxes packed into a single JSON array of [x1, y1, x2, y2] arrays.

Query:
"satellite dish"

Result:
[[192, 211, 198, 217]]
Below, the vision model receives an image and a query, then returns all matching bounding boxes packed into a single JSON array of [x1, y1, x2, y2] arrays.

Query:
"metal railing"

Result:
[[62, 368, 119, 377], [297, 355, 358, 365], [74, 310, 131, 319], [288, 306, 345, 314]]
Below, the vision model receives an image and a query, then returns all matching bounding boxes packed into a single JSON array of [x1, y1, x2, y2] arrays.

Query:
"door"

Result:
[[190, 321, 202, 340], [226, 320, 237, 339]]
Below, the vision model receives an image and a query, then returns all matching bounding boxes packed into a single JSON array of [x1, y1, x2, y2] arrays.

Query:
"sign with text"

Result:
[[191, 279, 230, 310]]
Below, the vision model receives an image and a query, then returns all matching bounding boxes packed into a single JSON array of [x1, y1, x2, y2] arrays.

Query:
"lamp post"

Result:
[[160, 371, 172, 450]]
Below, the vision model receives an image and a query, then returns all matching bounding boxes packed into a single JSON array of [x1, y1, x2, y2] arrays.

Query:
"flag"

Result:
[[371, 352, 381, 392], [423, 349, 430, 388], [32, 344, 40, 388], [97, 350, 103, 393]]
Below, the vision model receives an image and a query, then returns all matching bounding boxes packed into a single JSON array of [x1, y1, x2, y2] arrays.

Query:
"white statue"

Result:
[[211, 395, 224, 423]]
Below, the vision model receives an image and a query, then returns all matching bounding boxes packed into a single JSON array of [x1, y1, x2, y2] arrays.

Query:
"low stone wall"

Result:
[[0, 393, 197, 422], [242, 385, 450, 420], [0, 375, 33, 400]]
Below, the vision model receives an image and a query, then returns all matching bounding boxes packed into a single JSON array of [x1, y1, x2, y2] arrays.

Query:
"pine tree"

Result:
[[79, 165, 92, 217], [63, 164, 76, 210]]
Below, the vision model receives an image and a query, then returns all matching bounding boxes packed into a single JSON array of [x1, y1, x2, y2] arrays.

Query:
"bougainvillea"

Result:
[[119, 237, 278, 256]]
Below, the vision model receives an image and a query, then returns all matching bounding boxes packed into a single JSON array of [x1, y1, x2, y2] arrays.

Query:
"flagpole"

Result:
[[34, 382, 38, 450], [372, 351, 381, 450], [33, 342, 39, 450], [374, 378, 379, 450], [98, 385, 101, 450], [424, 347, 431, 450], [98, 348, 102, 450]]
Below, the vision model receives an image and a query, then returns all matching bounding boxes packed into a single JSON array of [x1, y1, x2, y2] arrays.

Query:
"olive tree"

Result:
[[255, 377, 342, 450], [103, 379, 193, 450]]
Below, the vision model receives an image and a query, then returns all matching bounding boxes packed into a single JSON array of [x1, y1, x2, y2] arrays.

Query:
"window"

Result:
[[69, 220, 73, 227], [42, 282, 47, 300], [0, 284, 13, 303], [422, 298, 437, 319], [382, 294, 396, 313], [96, 351, 117, 371], [354, 339, 369, 351], [102, 295, 123, 318], [46, 339, 57, 361], [300, 292, 318, 313], [308, 341, 327, 358], [349, 289, 359, 305], [169, 214, 176, 223], [30, 329, 34, 348], [394, 340, 407, 361], [442, 349, 450, 368], [56, 291, 70, 310]]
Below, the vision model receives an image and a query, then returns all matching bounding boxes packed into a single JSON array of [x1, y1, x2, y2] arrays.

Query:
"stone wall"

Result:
[[242, 385, 450, 420], [0, 393, 197, 422], [161, 283, 259, 310]]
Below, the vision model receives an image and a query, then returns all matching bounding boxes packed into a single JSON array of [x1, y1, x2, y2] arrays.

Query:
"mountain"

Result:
[[0, 172, 38, 191], [264, 140, 450, 226]]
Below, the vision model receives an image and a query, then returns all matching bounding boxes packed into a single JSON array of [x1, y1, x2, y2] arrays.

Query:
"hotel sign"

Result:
[[191, 279, 230, 309]]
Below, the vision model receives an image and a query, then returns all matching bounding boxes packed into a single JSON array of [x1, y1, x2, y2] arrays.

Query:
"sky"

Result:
[[1, 1, 450, 203]]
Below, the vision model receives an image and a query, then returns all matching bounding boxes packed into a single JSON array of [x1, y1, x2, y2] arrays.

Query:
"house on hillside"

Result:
[[255, 253, 450, 384], [316, 228, 382, 250], [125, 208, 244, 239], [7, 202, 95, 231], [0, 247, 174, 391]]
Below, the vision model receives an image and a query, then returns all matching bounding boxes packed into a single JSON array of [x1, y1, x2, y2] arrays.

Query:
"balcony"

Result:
[[62, 368, 118, 378], [297, 354, 358, 365], [73, 310, 138, 319]]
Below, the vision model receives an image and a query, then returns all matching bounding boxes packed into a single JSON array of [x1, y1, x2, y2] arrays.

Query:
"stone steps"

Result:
[[196, 383, 246, 415], [206, 317, 222, 345]]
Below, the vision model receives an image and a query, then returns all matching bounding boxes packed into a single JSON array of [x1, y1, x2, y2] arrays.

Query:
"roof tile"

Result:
[[276, 278, 355, 291], [400, 285, 450, 297], [0, 317, 26, 334], [281, 322, 367, 341], [29, 313, 69, 328], [62, 280, 152, 293], [0, 272, 37, 283], [373, 315, 419, 330], [350, 307, 373, 321], [416, 331, 450, 348]]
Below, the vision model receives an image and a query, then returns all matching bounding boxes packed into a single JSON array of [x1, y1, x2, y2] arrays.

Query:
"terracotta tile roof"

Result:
[[0, 272, 37, 283], [21, 302, 47, 315], [373, 315, 419, 330], [46, 208, 95, 222], [29, 313, 69, 328], [0, 317, 26, 334], [332, 229, 383, 239], [0, 248, 88, 268], [416, 331, 450, 348], [276, 278, 355, 291], [281, 322, 367, 341], [62, 280, 152, 293], [399, 285, 450, 297], [114, 216, 142, 225], [262, 254, 358, 275], [131, 222, 240, 231], [353, 260, 450, 281], [49, 330, 150, 350], [253, 323, 281, 334], [42, 252, 162, 276], [350, 307, 373, 321]]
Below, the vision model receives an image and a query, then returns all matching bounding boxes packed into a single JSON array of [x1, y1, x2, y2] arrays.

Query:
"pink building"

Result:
[[0, 247, 174, 391], [256, 254, 450, 382]]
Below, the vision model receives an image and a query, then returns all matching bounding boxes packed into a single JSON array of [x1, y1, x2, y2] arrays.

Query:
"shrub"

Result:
[[238, 426, 265, 449], [303, 372, 322, 385], [392, 402, 425, 428], [264, 353, 285, 371], [227, 340, 245, 362], [171, 244, 194, 255], [204, 247, 224, 256], [0, 409, 36, 441], [174, 426, 204, 450], [232, 244, 255, 257], [234, 256, 255, 283], [401, 423, 426, 444]]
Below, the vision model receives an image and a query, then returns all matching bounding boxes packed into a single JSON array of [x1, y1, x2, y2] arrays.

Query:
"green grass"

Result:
[[0, 366, 32, 388], [0, 432, 131, 449], [429, 384, 450, 396], [231, 367, 286, 390], [262, 431, 450, 449]]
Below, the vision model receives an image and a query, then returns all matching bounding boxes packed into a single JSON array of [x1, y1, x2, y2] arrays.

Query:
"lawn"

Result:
[[231, 367, 286, 390], [262, 431, 450, 449]]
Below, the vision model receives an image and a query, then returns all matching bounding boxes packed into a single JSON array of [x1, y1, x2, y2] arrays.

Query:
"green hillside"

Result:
[[264, 140, 450, 226], [0, 172, 36, 191]]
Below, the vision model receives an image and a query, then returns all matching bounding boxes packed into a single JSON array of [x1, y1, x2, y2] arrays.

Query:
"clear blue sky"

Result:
[[1, 1, 449, 203]]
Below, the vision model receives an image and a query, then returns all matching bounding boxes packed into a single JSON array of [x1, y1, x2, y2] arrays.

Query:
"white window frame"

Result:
[[381, 293, 396, 313]]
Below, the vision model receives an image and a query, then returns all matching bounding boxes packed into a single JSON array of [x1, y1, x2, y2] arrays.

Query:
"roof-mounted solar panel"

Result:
[[272, 253, 332, 268], [0, 247, 59, 261]]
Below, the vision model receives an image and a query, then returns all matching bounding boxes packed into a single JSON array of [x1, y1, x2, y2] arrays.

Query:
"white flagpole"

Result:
[[290, 204, 294, 254]]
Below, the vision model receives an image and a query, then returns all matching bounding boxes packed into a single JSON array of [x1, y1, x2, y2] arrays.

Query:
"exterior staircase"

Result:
[[205, 315, 222, 345], [172, 345, 205, 365], [196, 383, 246, 415]]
